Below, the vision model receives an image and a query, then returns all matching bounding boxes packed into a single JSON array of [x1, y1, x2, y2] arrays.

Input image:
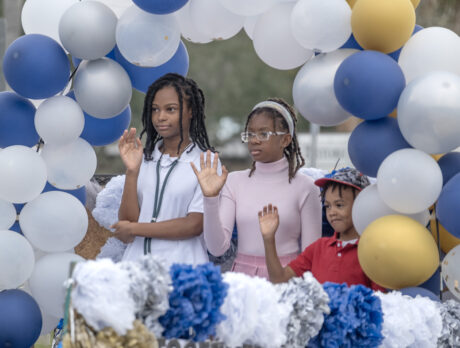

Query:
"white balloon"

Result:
[[352, 184, 431, 235], [190, 0, 244, 41], [0, 199, 16, 230], [399, 27, 460, 84], [35, 96, 84, 146], [73, 58, 132, 119], [175, 2, 212, 44], [40, 312, 61, 335], [116, 5, 181, 67], [86, 0, 130, 18], [293, 49, 356, 126], [41, 138, 97, 190], [28, 253, 84, 318], [253, 2, 313, 70], [20, 191, 88, 253], [291, 0, 351, 53], [0, 230, 35, 291], [218, 0, 278, 17], [59, 1, 117, 60], [0, 146, 47, 204], [377, 149, 442, 214], [243, 15, 258, 40], [21, 0, 79, 45], [398, 71, 460, 154], [442, 244, 460, 301]]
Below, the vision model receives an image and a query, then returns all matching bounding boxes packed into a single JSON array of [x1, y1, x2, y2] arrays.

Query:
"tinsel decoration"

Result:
[[121, 255, 172, 336], [216, 272, 291, 348], [97, 237, 127, 263], [71, 259, 136, 335], [376, 291, 442, 348], [61, 312, 158, 348], [92, 175, 125, 230], [309, 283, 384, 348], [159, 263, 228, 341], [437, 299, 460, 348], [275, 272, 330, 347]]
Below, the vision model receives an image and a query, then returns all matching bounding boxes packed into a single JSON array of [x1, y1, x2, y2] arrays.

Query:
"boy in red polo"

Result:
[[259, 167, 384, 291]]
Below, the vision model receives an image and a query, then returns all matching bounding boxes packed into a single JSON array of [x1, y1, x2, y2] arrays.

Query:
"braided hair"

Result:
[[140, 73, 214, 160], [244, 98, 305, 182]]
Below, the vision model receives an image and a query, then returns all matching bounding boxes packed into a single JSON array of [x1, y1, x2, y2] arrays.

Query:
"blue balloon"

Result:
[[0, 289, 42, 347], [437, 152, 460, 186], [340, 34, 363, 50], [43, 182, 87, 206], [436, 173, 460, 238], [67, 90, 131, 146], [3, 34, 70, 99], [388, 25, 424, 61], [348, 117, 412, 177], [400, 287, 440, 302], [334, 50, 406, 120], [0, 91, 38, 147], [133, 0, 188, 14], [9, 221, 22, 234], [419, 267, 441, 296], [114, 41, 189, 93]]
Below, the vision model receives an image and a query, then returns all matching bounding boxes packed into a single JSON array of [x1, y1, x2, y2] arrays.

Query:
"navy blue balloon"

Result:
[[340, 34, 363, 50], [0, 289, 42, 347], [43, 182, 87, 205], [0, 92, 39, 147], [114, 41, 189, 93], [133, 0, 188, 14], [436, 173, 460, 239], [67, 90, 131, 146], [3, 34, 70, 99], [348, 117, 412, 177], [9, 221, 22, 234], [388, 25, 424, 61], [419, 267, 441, 296], [437, 152, 460, 186], [400, 287, 440, 302], [334, 50, 406, 120]]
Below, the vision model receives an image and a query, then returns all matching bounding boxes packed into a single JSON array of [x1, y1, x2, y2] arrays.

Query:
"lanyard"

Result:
[[144, 155, 179, 255]]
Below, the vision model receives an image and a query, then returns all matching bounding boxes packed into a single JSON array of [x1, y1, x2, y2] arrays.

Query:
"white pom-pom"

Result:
[[92, 175, 125, 230], [217, 272, 291, 348], [97, 237, 127, 263], [377, 291, 442, 348], [71, 258, 136, 335]]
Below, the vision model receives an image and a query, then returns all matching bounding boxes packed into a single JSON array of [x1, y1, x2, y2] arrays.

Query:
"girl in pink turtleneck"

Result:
[[191, 98, 322, 279]]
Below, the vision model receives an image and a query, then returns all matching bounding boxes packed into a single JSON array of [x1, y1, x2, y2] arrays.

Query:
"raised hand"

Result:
[[258, 204, 279, 241], [119, 128, 143, 173], [191, 150, 228, 197]]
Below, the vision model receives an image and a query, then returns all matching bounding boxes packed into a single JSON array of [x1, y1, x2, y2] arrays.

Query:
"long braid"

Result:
[[140, 73, 214, 160], [244, 98, 305, 182]]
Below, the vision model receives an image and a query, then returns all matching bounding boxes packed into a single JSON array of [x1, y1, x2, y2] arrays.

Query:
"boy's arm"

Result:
[[259, 204, 297, 283]]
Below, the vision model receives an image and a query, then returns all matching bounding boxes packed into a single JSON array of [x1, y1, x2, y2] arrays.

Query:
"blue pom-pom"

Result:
[[309, 283, 384, 348], [159, 263, 228, 341]]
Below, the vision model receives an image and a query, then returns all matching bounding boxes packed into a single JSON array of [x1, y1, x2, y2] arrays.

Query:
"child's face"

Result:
[[246, 112, 291, 163], [151, 86, 192, 141], [324, 186, 356, 234]]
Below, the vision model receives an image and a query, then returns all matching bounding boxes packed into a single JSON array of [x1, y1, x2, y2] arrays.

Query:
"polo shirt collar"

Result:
[[327, 232, 360, 247]]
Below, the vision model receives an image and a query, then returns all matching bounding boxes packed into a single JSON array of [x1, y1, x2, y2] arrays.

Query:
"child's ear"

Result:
[[281, 134, 292, 148]]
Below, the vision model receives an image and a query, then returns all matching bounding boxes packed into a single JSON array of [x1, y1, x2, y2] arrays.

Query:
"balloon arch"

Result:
[[1, 0, 460, 345]]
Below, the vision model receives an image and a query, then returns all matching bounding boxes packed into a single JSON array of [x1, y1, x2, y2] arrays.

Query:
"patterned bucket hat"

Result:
[[314, 167, 370, 191]]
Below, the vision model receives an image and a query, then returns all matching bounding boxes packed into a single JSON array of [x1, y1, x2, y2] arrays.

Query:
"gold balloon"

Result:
[[430, 154, 444, 161], [347, 0, 359, 9], [430, 218, 460, 254], [358, 215, 439, 289], [351, 0, 416, 53], [410, 0, 421, 8], [388, 109, 397, 118]]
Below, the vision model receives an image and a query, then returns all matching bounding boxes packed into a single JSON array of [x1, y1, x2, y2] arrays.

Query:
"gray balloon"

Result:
[[74, 58, 132, 119], [398, 71, 460, 154], [293, 49, 357, 126], [59, 1, 117, 60]]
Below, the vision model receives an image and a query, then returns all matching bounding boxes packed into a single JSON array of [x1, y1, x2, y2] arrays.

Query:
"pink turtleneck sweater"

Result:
[[203, 157, 322, 257]]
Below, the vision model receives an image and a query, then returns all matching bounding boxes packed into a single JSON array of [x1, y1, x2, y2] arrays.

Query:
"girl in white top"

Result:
[[111, 73, 216, 266]]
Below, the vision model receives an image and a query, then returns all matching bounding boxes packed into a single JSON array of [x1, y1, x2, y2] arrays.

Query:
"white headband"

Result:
[[252, 101, 294, 136]]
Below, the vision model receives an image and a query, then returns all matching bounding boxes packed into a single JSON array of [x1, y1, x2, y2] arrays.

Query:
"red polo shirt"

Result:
[[288, 232, 385, 291]]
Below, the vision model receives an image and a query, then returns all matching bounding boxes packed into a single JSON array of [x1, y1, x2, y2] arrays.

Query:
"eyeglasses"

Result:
[[240, 131, 287, 143]]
